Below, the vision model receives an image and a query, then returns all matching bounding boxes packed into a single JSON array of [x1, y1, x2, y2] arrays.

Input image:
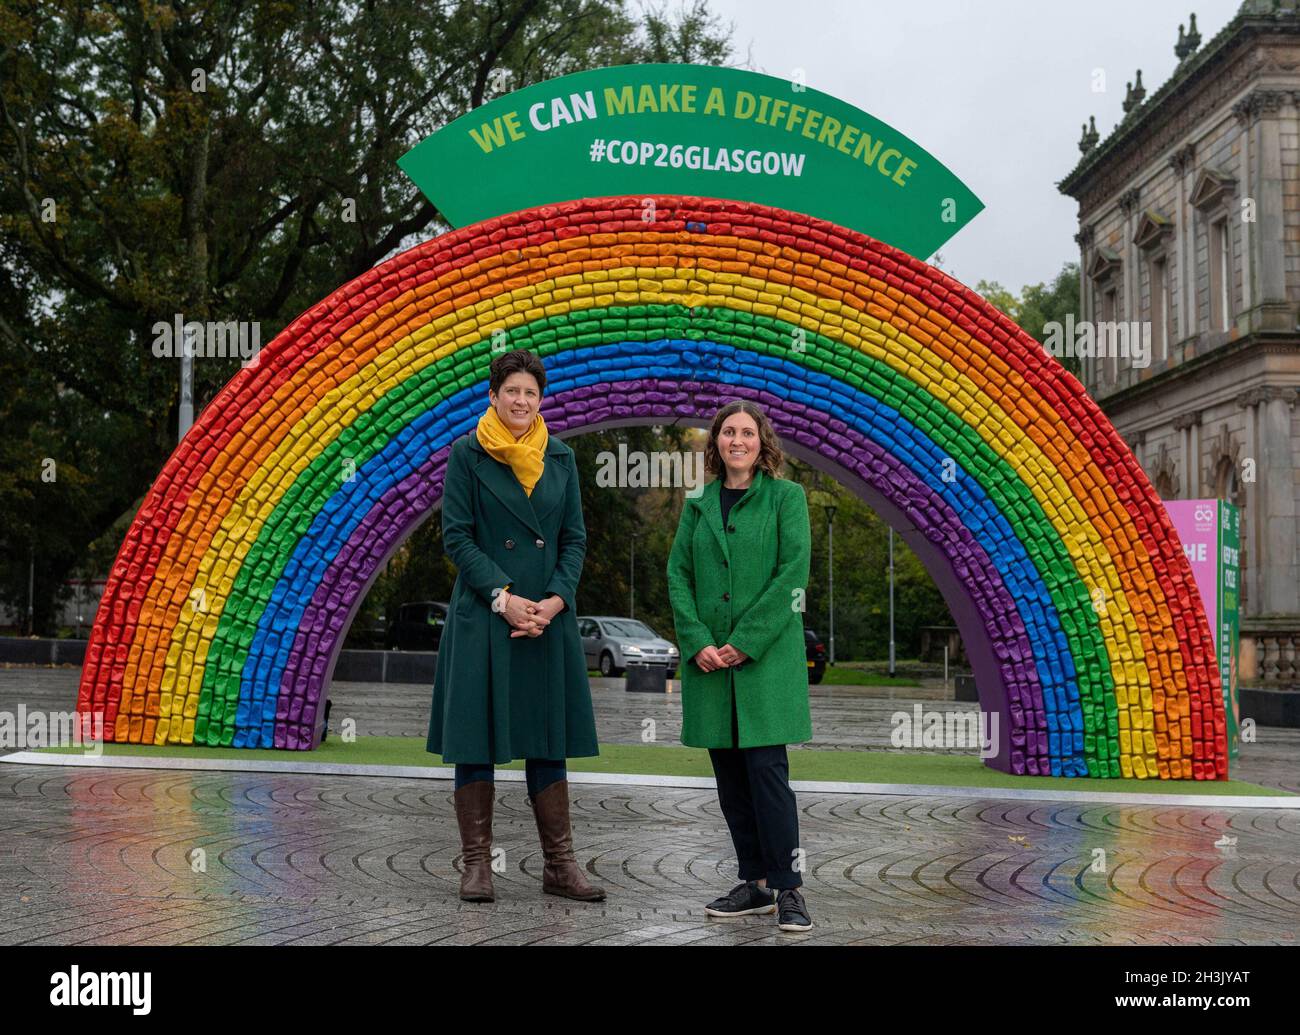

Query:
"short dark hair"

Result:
[[489, 348, 546, 395]]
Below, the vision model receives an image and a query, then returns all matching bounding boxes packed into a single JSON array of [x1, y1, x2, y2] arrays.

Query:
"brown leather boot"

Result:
[[527, 779, 606, 901], [453, 780, 495, 902]]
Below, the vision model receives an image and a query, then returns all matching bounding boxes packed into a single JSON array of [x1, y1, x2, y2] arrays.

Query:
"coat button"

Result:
[[727, 524, 735, 532], [504, 539, 515, 549], [722, 592, 730, 601], [722, 559, 729, 567], [535, 538, 545, 548]]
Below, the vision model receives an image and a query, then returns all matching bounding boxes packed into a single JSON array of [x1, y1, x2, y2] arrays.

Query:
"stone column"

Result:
[[1168, 145, 1195, 346], [1260, 387, 1299, 615], [1232, 95, 1254, 314], [1232, 89, 1292, 330], [1190, 419, 1201, 496], [1237, 390, 1260, 617], [1173, 412, 1200, 498], [1074, 224, 1094, 387], [1236, 386, 1300, 619], [1256, 92, 1288, 309], [1129, 429, 1146, 472], [1118, 187, 1141, 388]]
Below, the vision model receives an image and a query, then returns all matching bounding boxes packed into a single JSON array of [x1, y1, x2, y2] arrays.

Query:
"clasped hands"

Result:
[[692, 644, 750, 672], [496, 589, 563, 638]]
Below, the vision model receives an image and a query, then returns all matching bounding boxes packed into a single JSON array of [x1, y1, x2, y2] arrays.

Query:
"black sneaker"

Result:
[[704, 880, 777, 918], [776, 888, 812, 932]]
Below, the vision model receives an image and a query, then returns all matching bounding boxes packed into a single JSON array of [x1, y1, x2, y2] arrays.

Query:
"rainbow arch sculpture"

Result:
[[77, 195, 1227, 779]]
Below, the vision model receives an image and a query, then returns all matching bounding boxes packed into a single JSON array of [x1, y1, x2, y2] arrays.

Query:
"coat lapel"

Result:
[[529, 439, 567, 526], [467, 434, 567, 538], [696, 467, 768, 559]]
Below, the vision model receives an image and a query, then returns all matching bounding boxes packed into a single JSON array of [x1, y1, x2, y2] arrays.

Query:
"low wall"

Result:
[[953, 671, 1295, 728], [3, 638, 1296, 727], [0, 638, 441, 684]]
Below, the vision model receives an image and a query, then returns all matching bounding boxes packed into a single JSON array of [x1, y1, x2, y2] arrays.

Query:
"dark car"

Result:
[[343, 612, 389, 650], [386, 601, 449, 651], [805, 627, 827, 684]]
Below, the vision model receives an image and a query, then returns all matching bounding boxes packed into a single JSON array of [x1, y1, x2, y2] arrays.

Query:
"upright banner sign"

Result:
[[399, 64, 983, 260], [1166, 500, 1241, 760]]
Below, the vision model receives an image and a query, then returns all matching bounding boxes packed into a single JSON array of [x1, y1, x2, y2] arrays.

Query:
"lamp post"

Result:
[[26, 545, 34, 637], [179, 325, 195, 441], [888, 527, 896, 677], [823, 503, 836, 666], [629, 532, 636, 618]]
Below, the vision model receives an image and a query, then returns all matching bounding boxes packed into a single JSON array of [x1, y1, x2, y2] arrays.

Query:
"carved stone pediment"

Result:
[[1134, 209, 1175, 250], [1087, 247, 1122, 281], [1189, 166, 1236, 210]]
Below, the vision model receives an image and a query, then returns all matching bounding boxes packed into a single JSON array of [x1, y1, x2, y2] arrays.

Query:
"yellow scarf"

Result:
[[476, 405, 548, 496]]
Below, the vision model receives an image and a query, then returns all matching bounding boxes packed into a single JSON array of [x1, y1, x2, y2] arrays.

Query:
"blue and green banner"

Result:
[[1167, 499, 1242, 761]]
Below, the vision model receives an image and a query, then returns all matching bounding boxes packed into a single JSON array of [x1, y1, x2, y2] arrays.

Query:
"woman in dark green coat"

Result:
[[427, 349, 604, 905], [667, 400, 814, 932]]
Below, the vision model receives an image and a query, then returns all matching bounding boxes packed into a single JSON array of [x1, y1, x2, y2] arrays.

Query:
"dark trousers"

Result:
[[454, 759, 565, 797], [707, 696, 803, 890]]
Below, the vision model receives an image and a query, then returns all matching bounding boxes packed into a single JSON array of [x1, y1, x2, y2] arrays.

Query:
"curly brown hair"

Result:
[[703, 400, 785, 479]]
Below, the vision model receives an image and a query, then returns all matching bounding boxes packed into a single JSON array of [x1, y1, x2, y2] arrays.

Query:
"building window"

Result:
[[1134, 210, 1174, 367], [1148, 254, 1169, 361], [1085, 246, 1123, 392], [1189, 167, 1237, 335], [1102, 286, 1118, 383], [1210, 217, 1231, 332]]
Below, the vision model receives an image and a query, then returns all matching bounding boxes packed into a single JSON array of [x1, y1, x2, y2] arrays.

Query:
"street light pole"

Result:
[[823, 504, 836, 666], [27, 545, 34, 636], [888, 526, 896, 677], [629, 533, 636, 618], [179, 327, 195, 442]]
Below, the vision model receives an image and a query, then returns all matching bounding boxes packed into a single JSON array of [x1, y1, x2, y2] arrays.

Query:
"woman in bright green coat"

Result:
[[667, 400, 815, 932]]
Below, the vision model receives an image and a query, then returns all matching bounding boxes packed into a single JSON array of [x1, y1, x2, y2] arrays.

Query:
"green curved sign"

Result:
[[399, 64, 982, 259]]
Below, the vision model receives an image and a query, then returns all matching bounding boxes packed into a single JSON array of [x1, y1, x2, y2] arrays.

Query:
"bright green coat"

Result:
[[426, 432, 598, 763], [666, 468, 813, 748]]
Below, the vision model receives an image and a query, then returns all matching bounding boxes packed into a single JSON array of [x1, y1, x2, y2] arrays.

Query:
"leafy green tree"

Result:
[[801, 460, 950, 662], [0, 0, 732, 633], [974, 278, 1019, 320], [1017, 263, 1082, 377], [977, 263, 1081, 377]]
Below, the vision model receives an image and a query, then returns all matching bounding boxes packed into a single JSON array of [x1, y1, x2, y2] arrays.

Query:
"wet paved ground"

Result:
[[1, 668, 1297, 945]]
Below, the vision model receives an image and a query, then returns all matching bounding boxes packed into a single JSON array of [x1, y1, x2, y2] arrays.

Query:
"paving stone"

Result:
[[2, 669, 1296, 944]]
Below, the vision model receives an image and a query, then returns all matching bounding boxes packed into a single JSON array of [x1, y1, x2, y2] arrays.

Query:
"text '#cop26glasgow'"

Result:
[[589, 138, 805, 177]]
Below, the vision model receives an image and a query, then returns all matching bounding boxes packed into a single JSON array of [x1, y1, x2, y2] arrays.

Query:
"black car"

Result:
[[386, 601, 449, 651], [344, 613, 389, 650], [805, 627, 827, 685]]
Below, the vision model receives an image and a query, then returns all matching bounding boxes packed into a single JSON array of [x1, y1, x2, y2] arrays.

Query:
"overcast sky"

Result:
[[704, 0, 1244, 292]]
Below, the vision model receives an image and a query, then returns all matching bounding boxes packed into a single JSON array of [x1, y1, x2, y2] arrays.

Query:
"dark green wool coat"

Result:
[[427, 432, 598, 764], [667, 468, 813, 748]]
